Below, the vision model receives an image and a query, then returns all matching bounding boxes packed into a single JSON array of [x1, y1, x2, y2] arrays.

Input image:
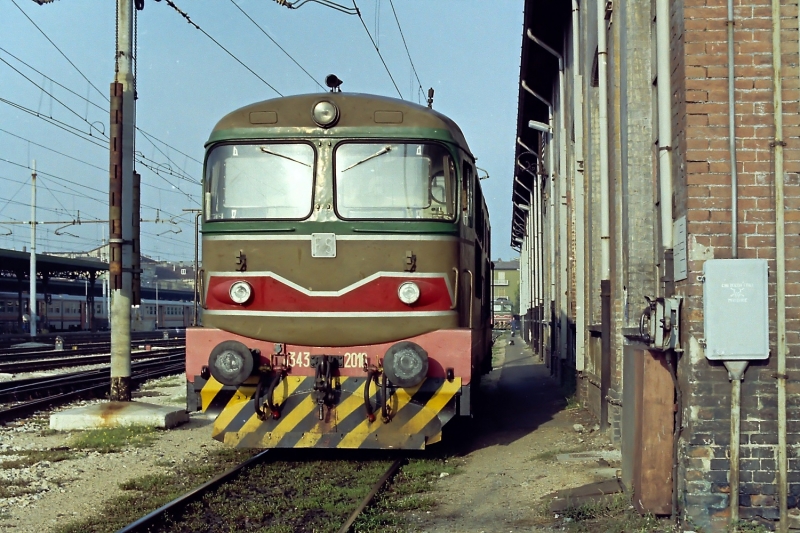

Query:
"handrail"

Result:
[[465, 269, 474, 326], [450, 267, 459, 309]]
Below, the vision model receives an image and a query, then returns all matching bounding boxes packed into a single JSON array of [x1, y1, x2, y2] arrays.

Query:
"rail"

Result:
[[115, 450, 271, 533], [337, 457, 406, 533], [0, 352, 186, 423], [0, 344, 184, 373]]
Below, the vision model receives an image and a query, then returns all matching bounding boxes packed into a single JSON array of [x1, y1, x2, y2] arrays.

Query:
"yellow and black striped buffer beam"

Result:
[[195, 375, 462, 449]]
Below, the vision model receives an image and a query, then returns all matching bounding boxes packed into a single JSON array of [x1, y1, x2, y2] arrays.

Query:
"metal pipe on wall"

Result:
[[522, 82, 557, 349], [526, 30, 568, 367], [596, 2, 611, 280], [572, 0, 586, 372], [771, 0, 788, 527], [727, 0, 739, 259], [596, 0, 612, 430], [656, 0, 675, 277]]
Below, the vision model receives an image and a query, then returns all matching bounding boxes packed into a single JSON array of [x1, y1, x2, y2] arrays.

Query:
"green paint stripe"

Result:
[[201, 220, 459, 235]]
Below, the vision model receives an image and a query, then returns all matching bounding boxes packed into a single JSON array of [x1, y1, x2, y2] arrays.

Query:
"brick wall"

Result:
[[673, 0, 800, 529]]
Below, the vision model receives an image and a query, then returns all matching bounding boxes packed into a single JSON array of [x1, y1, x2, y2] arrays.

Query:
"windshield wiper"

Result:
[[259, 147, 311, 167], [341, 145, 392, 172]]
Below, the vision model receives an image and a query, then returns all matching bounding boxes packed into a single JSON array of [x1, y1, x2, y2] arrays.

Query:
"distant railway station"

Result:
[[0, 248, 195, 334]]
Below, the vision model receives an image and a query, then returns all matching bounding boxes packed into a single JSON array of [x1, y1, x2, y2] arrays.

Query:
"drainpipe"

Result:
[[723, 0, 748, 528], [726, 0, 739, 260], [597, 0, 612, 430], [527, 29, 568, 370], [771, 0, 787, 528], [517, 138, 544, 342], [523, 82, 557, 357], [572, 0, 587, 373], [656, 0, 675, 288]]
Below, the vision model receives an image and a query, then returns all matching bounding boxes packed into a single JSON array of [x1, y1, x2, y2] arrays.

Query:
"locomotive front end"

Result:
[[186, 93, 490, 449]]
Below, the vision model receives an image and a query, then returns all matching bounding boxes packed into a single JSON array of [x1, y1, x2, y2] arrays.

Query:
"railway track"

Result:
[[115, 454, 406, 533], [0, 351, 186, 423], [0, 329, 185, 350], [0, 342, 185, 373], [0, 336, 184, 358]]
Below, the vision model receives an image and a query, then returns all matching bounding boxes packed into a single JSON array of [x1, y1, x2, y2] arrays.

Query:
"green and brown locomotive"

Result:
[[186, 87, 492, 449]]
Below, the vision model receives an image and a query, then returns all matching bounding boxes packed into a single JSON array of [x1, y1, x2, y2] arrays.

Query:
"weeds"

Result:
[[730, 521, 771, 533], [528, 445, 586, 462], [0, 449, 75, 469], [0, 479, 38, 498], [548, 493, 676, 533], [68, 426, 158, 453]]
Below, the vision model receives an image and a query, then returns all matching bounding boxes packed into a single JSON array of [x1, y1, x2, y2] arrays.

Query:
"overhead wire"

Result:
[[0, 47, 201, 167], [351, 0, 403, 99], [161, 0, 283, 96], [0, 55, 109, 139], [0, 128, 106, 173], [387, 0, 424, 99], [8, 0, 108, 103], [0, 157, 189, 221], [0, 179, 29, 217], [229, 0, 326, 91], [0, 47, 107, 115], [0, 98, 107, 150]]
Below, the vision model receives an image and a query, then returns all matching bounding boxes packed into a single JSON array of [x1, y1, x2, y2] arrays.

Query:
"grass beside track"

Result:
[[54, 448, 458, 533]]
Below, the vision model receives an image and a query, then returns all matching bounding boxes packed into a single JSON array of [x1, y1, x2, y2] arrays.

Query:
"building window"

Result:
[[181, 268, 187, 275]]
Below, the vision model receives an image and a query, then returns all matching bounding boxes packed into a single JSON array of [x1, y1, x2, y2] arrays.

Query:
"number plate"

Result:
[[311, 233, 336, 258]]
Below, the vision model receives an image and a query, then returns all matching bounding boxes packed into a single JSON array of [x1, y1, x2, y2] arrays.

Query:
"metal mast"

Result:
[[109, 0, 136, 401]]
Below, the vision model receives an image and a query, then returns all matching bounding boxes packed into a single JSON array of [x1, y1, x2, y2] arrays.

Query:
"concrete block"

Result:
[[49, 401, 189, 431]]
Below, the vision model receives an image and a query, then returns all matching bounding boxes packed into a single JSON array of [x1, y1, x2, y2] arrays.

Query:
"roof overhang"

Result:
[[511, 0, 570, 247]]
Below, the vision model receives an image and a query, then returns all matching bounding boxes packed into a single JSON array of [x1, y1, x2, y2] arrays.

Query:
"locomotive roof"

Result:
[[208, 93, 472, 156]]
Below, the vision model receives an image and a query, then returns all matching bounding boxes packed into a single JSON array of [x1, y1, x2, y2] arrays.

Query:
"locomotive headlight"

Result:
[[384, 341, 429, 388], [208, 340, 254, 386], [312, 101, 339, 128], [397, 281, 420, 305], [229, 281, 252, 304]]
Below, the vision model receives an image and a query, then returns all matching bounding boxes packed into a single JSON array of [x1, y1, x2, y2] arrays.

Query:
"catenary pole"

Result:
[[109, 0, 135, 401], [29, 160, 37, 338]]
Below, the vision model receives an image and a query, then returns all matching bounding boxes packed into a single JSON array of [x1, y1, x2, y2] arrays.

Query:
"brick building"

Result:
[[513, 0, 798, 530]]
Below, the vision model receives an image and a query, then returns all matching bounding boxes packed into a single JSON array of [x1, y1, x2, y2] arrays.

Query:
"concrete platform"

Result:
[[49, 401, 189, 431]]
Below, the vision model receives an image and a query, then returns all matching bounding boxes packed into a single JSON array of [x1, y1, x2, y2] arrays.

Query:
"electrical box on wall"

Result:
[[702, 259, 769, 360]]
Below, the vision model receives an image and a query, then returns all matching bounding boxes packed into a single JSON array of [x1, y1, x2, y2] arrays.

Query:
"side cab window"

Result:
[[461, 161, 474, 227]]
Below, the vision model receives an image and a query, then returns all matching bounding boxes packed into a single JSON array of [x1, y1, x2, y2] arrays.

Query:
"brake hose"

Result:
[[381, 372, 390, 422], [364, 369, 377, 422]]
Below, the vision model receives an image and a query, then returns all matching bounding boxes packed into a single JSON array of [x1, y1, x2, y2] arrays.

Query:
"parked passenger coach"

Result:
[[186, 88, 492, 449]]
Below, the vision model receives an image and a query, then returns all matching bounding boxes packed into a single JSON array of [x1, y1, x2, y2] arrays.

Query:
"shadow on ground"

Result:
[[433, 333, 568, 457]]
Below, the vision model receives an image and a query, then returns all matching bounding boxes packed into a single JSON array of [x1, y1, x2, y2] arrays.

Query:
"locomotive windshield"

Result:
[[205, 143, 315, 220], [334, 142, 456, 220]]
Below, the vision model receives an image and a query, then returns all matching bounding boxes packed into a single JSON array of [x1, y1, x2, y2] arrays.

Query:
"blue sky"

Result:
[[0, 0, 522, 261]]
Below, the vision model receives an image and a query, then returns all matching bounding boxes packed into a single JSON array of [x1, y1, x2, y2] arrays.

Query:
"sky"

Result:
[[0, 0, 523, 262]]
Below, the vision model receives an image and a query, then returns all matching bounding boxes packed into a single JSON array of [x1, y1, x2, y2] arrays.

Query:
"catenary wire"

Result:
[[8, 0, 109, 103], [0, 47, 202, 167], [387, 0, 424, 97], [162, 0, 283, 96], [229, 0, 326, 91], [0, 129, 107, 173], [351, 0, 403, 99], [0, 98, 107, 150]]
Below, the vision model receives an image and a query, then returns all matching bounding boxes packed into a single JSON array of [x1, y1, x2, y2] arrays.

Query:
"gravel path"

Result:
[[0, 374, 224, 533], [404, 337, 614, 533]]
